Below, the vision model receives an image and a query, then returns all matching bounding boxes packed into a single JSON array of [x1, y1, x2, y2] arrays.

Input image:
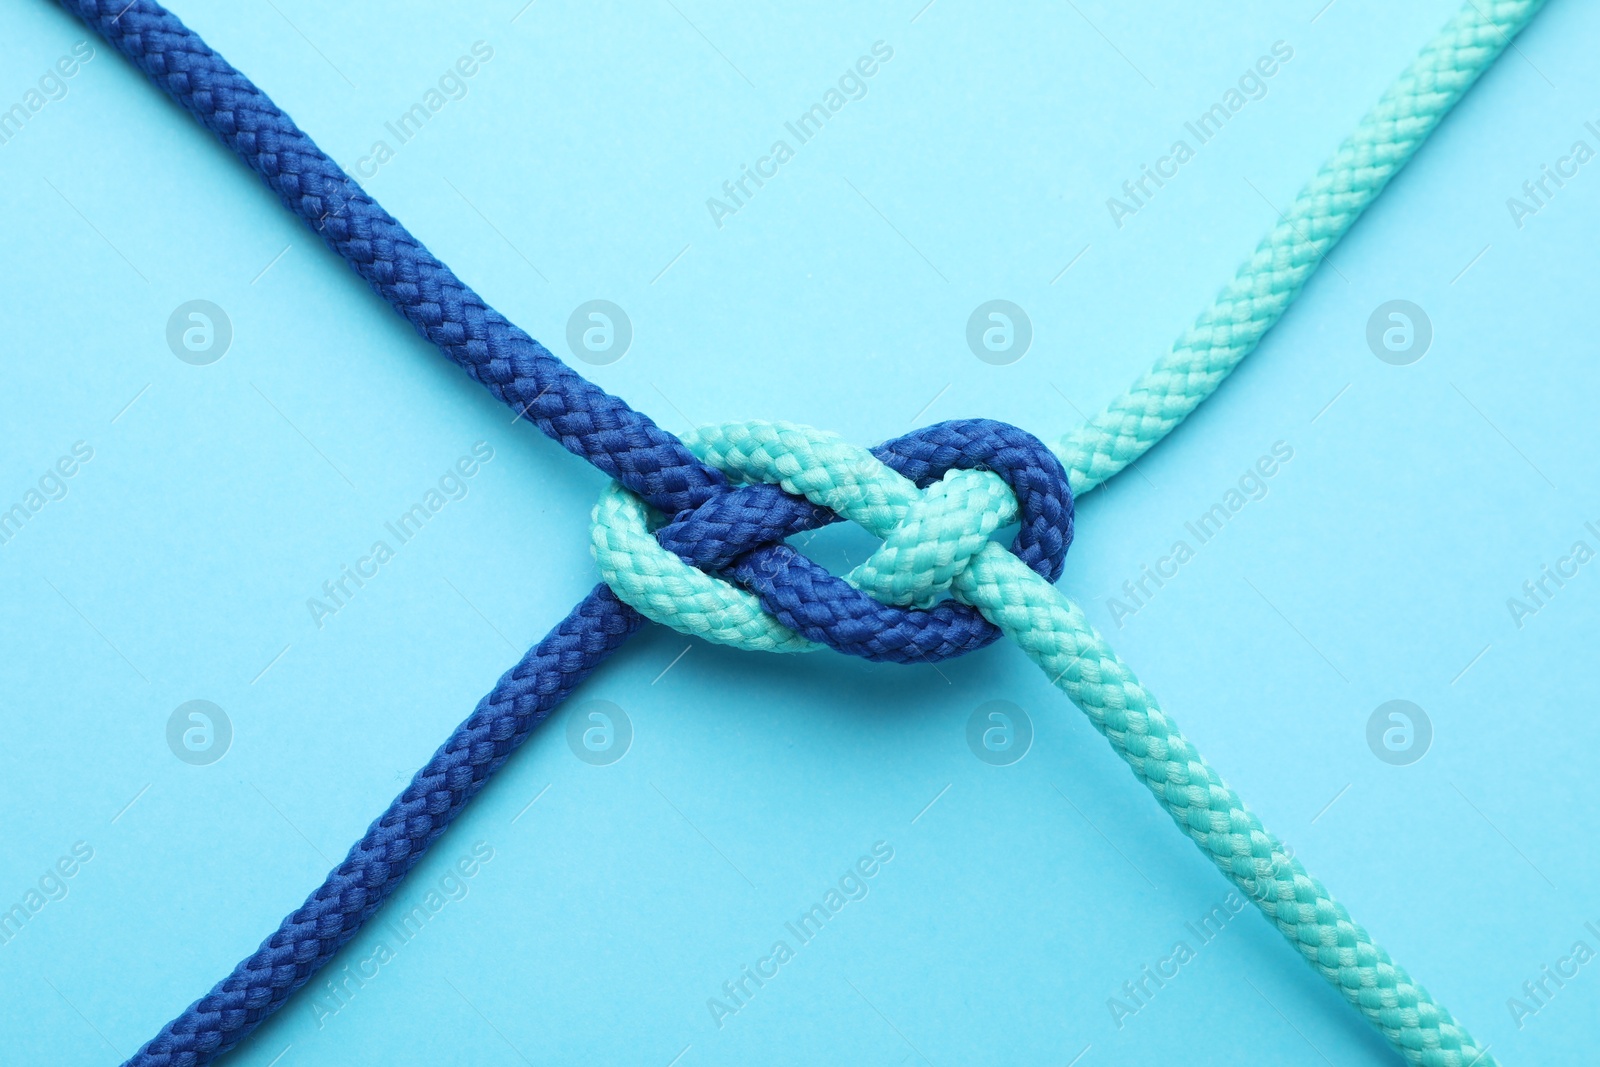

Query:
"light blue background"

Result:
[[1, 0, 1596, 1063]]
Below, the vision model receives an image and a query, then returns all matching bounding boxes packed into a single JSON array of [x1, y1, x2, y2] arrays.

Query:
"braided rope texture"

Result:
[[967, 554, 1496, 1067], [1057, 0, 1547, 495], [652, 423, 1497, 1067], [122, 588, 645, 1065], [50, 0, 1541, 1063], [56, 0, 722, 519]]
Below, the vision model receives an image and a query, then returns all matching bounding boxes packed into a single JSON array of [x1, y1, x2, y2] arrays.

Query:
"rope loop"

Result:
[[592, 418, 1073, 662]]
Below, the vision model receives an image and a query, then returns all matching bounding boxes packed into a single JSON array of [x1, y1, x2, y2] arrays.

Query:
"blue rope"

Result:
[[57, 5, 1075, 1061]]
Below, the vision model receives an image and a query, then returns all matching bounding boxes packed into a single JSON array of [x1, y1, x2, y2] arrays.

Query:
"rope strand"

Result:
[[1058, 0, 1545, 494]]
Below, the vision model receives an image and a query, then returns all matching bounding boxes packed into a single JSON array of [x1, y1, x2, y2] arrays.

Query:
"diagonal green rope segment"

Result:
[[594, 2, 1550, 1062], [957, 551, 1481, 1066], [1056, 0, 1547, 496]]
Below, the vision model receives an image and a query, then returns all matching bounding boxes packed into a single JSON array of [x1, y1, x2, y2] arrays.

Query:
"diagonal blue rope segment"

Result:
[[140, 586, 642, 1063], [57, 0, 719, 517]]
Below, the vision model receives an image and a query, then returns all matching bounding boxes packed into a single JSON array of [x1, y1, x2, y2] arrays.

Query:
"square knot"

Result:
[[591, 419, 1073, 662]]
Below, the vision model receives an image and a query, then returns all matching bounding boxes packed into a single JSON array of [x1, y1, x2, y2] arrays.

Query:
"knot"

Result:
[[591, 418, 1073, 663], [849, 467, 1018, 608]]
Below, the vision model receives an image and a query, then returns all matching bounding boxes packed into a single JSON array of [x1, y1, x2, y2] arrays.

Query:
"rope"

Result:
[[58, 1, 719, 517], [1057, 0, 1545, 495], [51, 0, 1544, 1063]]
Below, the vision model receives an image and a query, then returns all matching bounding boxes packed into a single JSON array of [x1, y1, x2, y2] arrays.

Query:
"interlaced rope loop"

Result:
[[593, 419, 1073, 661]]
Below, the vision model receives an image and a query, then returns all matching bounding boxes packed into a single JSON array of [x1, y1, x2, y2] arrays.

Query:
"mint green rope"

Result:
[[1058, 0, 1546, 495], [594, 1, 1548, 1062]]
